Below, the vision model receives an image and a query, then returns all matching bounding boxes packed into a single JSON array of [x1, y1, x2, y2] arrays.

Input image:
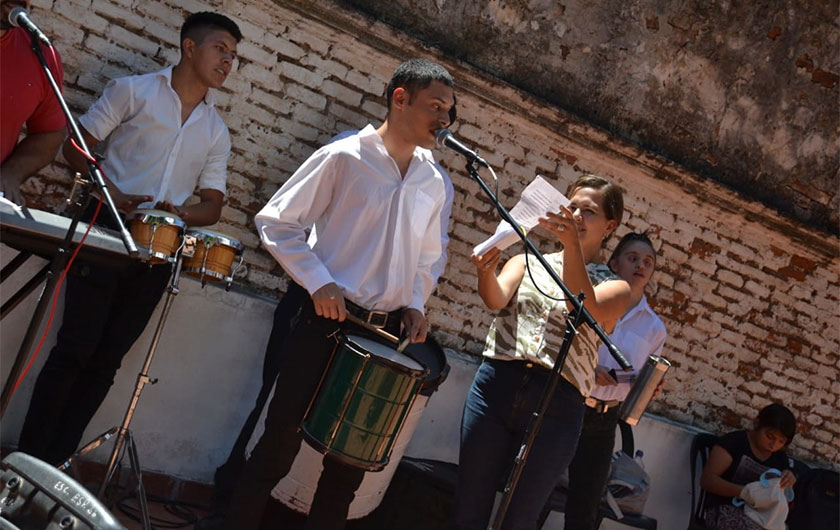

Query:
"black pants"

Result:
[[224, 299, 400, 530], [564, 406, 620, 530], [17, 203, 172, 465], [211, 281, 309, 506], [17, 259, 171, 466]]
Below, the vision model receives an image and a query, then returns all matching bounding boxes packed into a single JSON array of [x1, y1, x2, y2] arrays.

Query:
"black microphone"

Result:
[[435, 129, 489, 167], [9, 7, 51, 46]]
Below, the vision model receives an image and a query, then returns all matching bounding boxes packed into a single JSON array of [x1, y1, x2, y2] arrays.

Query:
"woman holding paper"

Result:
[[448, 175, 632, 530]]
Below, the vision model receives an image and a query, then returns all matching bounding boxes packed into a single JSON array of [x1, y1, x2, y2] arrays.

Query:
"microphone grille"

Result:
[[8, 7, 26, 27], [434, 128, 451, 147]]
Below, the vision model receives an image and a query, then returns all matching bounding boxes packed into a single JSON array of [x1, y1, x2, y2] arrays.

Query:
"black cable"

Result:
[[117, 496, 200, 529], [523, 244, 565, 302]]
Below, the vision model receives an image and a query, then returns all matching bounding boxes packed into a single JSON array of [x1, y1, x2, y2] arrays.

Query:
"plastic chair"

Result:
[[686, 432, 718, 530], [537, 420, 658, 529]]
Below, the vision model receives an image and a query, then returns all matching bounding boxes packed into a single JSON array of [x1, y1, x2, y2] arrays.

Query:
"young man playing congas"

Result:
[[221, 59, 456, 530], [17, 12, 242, 466]]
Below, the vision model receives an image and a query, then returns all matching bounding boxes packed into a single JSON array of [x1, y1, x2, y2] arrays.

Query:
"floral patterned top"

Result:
[[482, 251, 619, 397]]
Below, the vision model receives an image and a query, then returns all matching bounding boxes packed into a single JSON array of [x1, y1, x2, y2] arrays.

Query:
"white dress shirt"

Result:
[[590, 295, 667, 402], [256, 124, 447, 313], [79, 66, 229, 207], [323, 129, 454, 284]]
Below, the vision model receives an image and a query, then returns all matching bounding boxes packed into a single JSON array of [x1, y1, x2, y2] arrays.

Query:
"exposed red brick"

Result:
[[689, 237, 721, 258], [767, 27, 782, 39], [789, 254, 818, 273], [769, 245, 786, 257], [812, 69, 839, 89], [777, 265, 806, 281], [646, 16, 660, 31]]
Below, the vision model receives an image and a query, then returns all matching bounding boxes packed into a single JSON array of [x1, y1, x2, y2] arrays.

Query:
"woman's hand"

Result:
[[472, 247, 502, 278], [538, 206, 580, 249]]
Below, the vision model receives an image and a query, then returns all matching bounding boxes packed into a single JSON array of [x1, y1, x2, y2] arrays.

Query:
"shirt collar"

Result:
[[619, 294, 654, 324], [358, 124, 436, 165], [156, 66, 216, 106]]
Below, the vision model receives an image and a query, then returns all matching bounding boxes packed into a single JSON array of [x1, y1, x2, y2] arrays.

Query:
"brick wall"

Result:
[[22, 0, 839, 467]]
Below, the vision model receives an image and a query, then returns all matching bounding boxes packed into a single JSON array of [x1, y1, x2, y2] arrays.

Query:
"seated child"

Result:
[[700, 403, 797, 530]]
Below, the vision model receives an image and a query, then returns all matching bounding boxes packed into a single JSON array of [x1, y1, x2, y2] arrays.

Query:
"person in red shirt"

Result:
[[0, 0, 66, 205]]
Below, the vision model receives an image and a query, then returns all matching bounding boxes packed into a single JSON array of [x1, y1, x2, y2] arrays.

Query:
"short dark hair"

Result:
[[757, 403, 797, 444], [566, 174, 624, 245], [608, 232, 656, 268], [181, 12, 242, 48], [386, 59, 455, 112]]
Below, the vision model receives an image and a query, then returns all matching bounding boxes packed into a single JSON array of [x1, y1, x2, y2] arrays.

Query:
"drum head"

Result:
[[344, 335, 424, 373], [126, 209, 186, 229]]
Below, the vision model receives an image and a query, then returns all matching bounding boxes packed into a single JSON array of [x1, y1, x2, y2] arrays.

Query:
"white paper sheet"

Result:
[[473, 175, 570, 256]]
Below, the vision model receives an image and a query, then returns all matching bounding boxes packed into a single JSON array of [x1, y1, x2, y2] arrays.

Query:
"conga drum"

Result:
[[302, 335, 428, 471], [182, 228, 244, 286], [126, 209, 185, 264]]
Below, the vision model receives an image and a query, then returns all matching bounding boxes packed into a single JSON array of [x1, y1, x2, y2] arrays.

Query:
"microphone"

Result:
[[9, 7, 51, 46], [435, 129, 489, 167]]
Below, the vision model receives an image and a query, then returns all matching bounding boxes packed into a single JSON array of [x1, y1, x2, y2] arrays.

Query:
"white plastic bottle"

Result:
[[634, 449, 645, 470]]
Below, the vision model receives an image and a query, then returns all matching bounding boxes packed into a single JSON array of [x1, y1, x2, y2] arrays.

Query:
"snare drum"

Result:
[[302, 335, 428, 471], [182, 228, 244, 285], [126, 209, 186, 264]]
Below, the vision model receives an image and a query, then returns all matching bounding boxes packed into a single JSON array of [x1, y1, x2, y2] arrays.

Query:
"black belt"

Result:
[[584, 397, 622, 413], [345, 300, 402, 330]]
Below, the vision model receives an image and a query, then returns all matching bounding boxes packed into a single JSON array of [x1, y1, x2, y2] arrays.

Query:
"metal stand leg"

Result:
[[125, 431, 152, 530], [59, 252, 184, 530]]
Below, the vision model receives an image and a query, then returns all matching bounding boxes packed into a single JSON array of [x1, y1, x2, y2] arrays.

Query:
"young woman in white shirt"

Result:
[[564, 232, 667, 530]]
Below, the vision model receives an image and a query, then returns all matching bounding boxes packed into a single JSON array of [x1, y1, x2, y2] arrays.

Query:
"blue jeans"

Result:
[[449, 358, 586, 530]]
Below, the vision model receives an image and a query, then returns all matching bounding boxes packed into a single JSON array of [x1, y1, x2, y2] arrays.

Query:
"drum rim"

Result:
[[182, 266, 230, 281], [126, 209, 187, 229], [342, 335, 427, 377], [185, 228, 244, 251], [300, 429, 387, 471]]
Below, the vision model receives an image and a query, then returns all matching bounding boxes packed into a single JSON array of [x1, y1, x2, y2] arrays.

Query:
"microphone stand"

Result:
[[458, 160, 633, 530], [0, 31, 138, 417]]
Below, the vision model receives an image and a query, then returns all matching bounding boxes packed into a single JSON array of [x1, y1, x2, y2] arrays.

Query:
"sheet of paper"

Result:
[[473, 175, 570, 256]]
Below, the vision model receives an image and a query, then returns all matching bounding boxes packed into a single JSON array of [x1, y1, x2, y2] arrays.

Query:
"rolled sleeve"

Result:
[[197, 123, 229, 194], [78, 77, 132, 142]]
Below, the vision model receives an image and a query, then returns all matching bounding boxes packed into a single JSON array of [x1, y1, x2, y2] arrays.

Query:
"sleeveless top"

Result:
[[482, 252, 619, 397]]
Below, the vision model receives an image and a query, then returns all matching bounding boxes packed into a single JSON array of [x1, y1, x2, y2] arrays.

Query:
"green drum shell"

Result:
[[302, 336, 426, 471]]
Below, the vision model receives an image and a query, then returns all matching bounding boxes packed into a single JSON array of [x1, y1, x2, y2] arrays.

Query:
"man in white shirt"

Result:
[[222, 59, 456, 530], [17, 11, 241, 466], [207, 120, 457, 517]]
